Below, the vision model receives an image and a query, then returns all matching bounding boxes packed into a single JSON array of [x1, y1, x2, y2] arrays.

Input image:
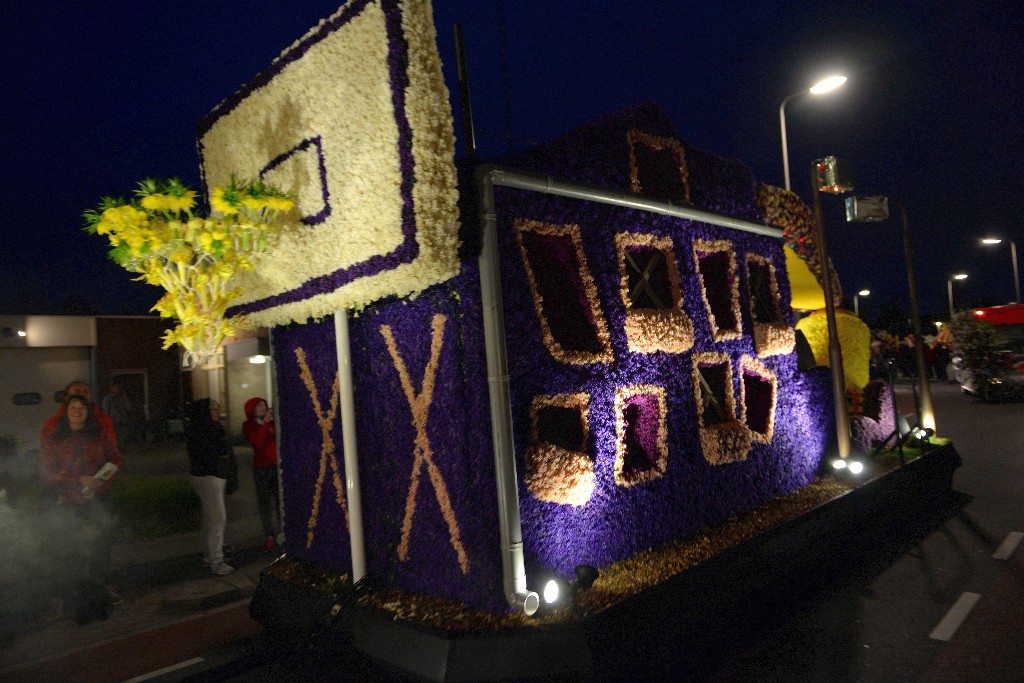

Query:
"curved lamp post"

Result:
[[779, 75, 847, 191], [846, 195, 937, 433], [854, 289, 870, 318], [980, 238, 1020, 303], [948, 272, 968, 318]]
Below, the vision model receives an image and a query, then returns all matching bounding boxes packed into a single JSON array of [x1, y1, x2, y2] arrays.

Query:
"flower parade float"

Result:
[[186, 1, 962, 679]]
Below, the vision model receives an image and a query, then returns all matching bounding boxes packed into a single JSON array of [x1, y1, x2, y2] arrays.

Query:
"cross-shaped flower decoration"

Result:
[[85, 178, 294, 368]]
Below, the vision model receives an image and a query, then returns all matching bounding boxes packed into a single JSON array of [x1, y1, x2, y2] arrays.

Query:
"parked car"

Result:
[[955, 304, 1024, 402]]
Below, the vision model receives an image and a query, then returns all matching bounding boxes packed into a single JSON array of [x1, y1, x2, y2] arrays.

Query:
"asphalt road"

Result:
[[710, 379, 1024, 682], [128, 379, 1021, 682]]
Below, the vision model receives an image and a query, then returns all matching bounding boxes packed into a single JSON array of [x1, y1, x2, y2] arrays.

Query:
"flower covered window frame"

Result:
[[746, 253, 796, 357], [739, 355, 778, 444], [626, 130, 691, 204], [615, 232, 695, 354], [692, 352, 752, 465], [613, 384, 669, 488], [524, 393, 595, 507], [693, 239, 743, 342], [514, 219, 614, 365]]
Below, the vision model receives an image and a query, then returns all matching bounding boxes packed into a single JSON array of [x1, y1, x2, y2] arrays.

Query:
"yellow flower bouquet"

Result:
[[85, 178, 294, 368]]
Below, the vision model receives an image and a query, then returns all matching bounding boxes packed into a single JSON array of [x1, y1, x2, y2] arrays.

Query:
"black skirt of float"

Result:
[[248, 443, 964, 682]]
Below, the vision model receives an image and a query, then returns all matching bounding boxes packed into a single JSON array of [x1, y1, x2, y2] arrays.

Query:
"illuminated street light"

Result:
[[948, 273, 968, 318], [779, 75, 848, 191], [854, 289, 870, 318], [980, 237, 1020, 303], [846, 195, 936, 433]]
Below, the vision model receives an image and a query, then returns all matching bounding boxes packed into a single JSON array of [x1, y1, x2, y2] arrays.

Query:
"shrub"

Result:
[[110, 475, 201, 540]]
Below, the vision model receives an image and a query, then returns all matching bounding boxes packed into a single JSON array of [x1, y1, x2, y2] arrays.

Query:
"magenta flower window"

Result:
[[693, 239, 742, 342], [514, 219, 613, 365], [627, 129, 691, 204], [615, 233, 694, 354], [613, 385, 669, 487], [524, 393, 595, 506], [740, 355, 778, 443]]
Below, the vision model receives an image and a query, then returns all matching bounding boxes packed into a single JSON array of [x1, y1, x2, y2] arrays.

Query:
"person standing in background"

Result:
[[242, 397, 281, 552], [186, 398, 234, 575], [42, 380, 116, 442], [40, 394, 125, 620], [102, 381, 131, 448]]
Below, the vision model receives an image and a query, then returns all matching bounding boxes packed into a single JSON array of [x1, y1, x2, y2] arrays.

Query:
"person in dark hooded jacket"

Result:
[[242, 397, 280, 552], [186, 398, 234, 575]]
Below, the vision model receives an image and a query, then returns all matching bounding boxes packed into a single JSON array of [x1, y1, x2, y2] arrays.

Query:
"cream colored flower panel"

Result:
[[198, 0, 459, 325]]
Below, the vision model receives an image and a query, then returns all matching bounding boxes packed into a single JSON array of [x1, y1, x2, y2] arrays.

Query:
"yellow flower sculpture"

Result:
[[795, 308, 871, 390], [85, 177, 294, 368]]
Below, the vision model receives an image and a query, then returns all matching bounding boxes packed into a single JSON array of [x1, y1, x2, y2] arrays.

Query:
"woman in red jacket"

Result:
[[40, 394, 125, 619], [242, 397, 280, 552]]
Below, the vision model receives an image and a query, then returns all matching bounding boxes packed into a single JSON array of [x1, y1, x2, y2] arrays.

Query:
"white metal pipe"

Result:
[[335, 310, 366, 583], [476, 167, 539, 616], [487, 167, 784, 238], [268, 332, 285, 545]]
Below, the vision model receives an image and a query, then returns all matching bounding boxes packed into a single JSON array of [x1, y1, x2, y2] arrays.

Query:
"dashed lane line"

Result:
[[992, 531, 1023, 560], [929, 592, 981, 642], [122, 656, 205, 682]]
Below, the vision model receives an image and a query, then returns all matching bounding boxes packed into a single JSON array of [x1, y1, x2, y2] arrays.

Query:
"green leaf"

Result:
[[108, 242, 131, 266]]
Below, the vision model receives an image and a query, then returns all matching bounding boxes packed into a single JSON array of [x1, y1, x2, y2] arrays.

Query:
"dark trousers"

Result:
[[51, 497, 115, 595], [253, 466, 281, 537]]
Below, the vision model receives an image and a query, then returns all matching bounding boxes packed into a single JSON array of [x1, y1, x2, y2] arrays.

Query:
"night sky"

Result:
[[2, 1, 1021, 322]]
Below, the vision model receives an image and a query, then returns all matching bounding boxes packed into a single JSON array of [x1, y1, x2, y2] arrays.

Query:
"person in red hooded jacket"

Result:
[[242, 397, 280, 552]]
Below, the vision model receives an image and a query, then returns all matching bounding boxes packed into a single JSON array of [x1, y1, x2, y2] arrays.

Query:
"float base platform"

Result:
[[250, 444, 963, 681]]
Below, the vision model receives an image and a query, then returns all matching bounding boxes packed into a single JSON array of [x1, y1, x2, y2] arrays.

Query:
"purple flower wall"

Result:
[[494, 104, 834, 578], [272, 264, 506, 612], [270, 102, 835, 612]]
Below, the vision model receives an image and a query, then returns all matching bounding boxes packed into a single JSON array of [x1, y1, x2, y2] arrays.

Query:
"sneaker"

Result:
[[211, 563, 235, 575], [106, 587, 124, 606], [264, 535, 276, 552]]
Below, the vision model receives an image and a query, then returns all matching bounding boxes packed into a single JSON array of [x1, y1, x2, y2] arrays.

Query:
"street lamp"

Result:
[[779, 75, 848, 191], [812, 156, 854, 458], [846, 195, 936, 433], [947, 273, 968, 318], [854, 289, 870, 318], [980, 237, 1020, 303]]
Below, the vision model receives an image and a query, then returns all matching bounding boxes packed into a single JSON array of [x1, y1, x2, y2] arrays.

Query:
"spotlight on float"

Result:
[[543, 579, 560, 605], [848, 460, 864, 475], [832, 459, 848, 471]]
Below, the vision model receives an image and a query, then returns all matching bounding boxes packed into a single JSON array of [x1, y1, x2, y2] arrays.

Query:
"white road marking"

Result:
[[929, 592, 981, 641], [121, 656, 205, 682], [992, 531, 1023, 560]]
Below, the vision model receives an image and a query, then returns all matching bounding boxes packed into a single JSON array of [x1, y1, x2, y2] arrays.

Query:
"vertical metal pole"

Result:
[[453, 23, 477, 159], [335, 311, 366, 583], [811, 165, 851, 458], [475, 167, 538, 615], [854, 295, 860, 318], [780, 99, 792, 191], [947, 279, 955, 319], [1011, 240, 1020, 303], [894, 200, 935, 432]]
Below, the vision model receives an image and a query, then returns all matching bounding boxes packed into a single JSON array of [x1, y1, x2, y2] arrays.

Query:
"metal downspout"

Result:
[[477, 167, 539, 616]]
